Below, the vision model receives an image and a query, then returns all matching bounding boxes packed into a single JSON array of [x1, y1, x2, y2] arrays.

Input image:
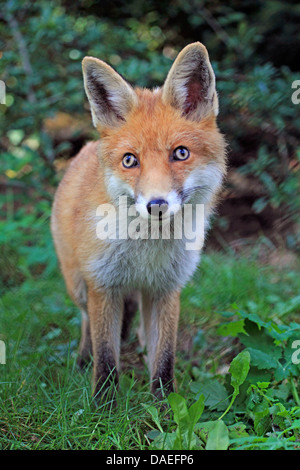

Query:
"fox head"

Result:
[[82, 42, 226, 220]]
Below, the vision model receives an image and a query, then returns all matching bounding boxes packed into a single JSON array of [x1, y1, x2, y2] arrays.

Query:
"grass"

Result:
[[0, 217, 300, 449]]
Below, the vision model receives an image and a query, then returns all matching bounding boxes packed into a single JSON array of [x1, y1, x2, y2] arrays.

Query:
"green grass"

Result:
[[0, 229, 300, 449]]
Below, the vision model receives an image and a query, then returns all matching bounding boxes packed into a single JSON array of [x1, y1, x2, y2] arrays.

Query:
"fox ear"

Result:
[[162, 42, 218, 120], [82, 57, 137, 128]]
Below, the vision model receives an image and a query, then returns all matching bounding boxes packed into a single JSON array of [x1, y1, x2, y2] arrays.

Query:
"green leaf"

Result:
[[242, 330, 281, 357], [218, 350, 251, 421], [150, 431, 177, 450], [168, 393, 190, 449], [247, 366, 272, 385], [187, 394, 205, 446], [196, 420, 247, 445], [217, 319, 248, 337], [167, 393, 206, 450], [256, 382, 270, 389], [168, 393, 189, 428], [194, 420, 216, 443], [238, 312, 268, 331], [205, 420, 229, 450], [188, 393, 205, 424], [228, 423, 249, 439], [190, 379, 229, 411], [174, 431, 203, 450], [246, 347, 278, 370], [253, 400, 271, 436], [144, 405, 164, 433], [229, 350, 251, 391]]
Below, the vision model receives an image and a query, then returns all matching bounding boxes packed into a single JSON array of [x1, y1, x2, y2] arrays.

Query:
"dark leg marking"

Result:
[[151, 349, 175, 399], [93, 342, 118, 403]]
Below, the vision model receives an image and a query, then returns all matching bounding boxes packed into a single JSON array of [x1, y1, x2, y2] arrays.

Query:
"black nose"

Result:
[[147, 199, 169, 216]]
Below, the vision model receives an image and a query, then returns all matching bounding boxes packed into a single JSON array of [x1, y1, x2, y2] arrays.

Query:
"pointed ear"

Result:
[[82, 57, 137, 129], [162, 42, 218, 120]]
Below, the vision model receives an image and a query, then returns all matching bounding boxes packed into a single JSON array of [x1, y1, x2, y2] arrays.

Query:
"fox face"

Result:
[[82, 43, 226, 222]]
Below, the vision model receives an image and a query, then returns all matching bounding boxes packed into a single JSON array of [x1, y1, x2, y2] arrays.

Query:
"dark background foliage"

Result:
[[0, 0, 299, 288]]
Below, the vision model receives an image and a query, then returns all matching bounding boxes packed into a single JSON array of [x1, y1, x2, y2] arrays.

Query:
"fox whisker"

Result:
[[180, 185, 211, 203]]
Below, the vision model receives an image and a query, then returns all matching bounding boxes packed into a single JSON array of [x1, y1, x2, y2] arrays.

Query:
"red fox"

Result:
[[51, 42, 227, 402]]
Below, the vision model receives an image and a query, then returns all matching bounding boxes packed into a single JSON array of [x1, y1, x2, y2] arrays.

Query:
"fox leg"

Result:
[[66, 274, 92, 369], [77, 309, 92, 369], [140, 290, 181, 399], [55, 260, 92, 369], [87, 284, 123, 402]]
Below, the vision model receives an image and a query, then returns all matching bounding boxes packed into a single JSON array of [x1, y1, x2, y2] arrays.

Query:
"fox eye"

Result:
[[122, 153, 139, 168], [173, 146, 190, 161]]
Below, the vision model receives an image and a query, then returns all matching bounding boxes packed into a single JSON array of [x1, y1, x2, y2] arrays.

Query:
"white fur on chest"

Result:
[[86, 235, 201, 294], [85, 194, 213, 294]]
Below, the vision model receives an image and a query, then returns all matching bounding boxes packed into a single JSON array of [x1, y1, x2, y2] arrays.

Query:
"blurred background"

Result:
[[0, 0, 299, 290]]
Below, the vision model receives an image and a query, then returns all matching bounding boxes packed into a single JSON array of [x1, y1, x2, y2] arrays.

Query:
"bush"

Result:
[[0, 0, 299, 251]]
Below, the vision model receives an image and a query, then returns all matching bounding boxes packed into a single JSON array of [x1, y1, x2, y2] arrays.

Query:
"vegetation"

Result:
[[1, 230, 300, 449], [1, 0, 299, 247], [0, 0, 299, 450]]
